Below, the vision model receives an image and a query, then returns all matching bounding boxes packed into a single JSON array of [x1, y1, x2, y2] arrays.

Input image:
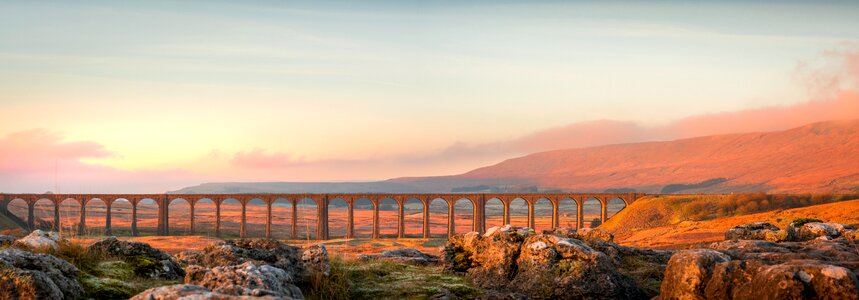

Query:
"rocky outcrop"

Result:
[[444, 225, 647, 299], [300, 244, 329, 277], [130, 284, 290, 299], [573, 228, 614, 243], [183, 239, 301, 272], [175, 250, 203, 266], [658, 220, 859, 299], [183, 239, 329, 283], [184, 262, 303, 299], [659, 249, 731, 299], [16, 230, 63, 250], [358, 248, 439, 265], [0, 248, 84, 299], [789, 221, 856, 242], [87, 237, 183, 280], [724, 222, 780, 241]]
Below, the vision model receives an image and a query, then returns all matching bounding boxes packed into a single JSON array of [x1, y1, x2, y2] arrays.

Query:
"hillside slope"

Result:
[[393, 119, 859, 193], [602, 196, 859, 248]]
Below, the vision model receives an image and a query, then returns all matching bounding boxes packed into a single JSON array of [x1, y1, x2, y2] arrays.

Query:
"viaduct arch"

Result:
[[0, 193, 645, 239]]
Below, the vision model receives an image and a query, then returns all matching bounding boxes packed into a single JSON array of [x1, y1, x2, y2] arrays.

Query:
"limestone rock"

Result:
[[192, 239, 301, 272], [790, 222, 850, 241], [300, 244, 330, 277], [575, 227, 614, 243], [445, 226, 645, 299], [358, 248, 439, 265], [184, 262, 303, 299], [175, 250, 204, 266], [659, 222, 859, 299], [659, 249, 731, 300], [16, 230, 63, 250], [87, 236, 184, 280], [130, 284, 289, 299], [445, 230, 523, 290], [0, 248, 84, 299], [724, 222, 780, 241]]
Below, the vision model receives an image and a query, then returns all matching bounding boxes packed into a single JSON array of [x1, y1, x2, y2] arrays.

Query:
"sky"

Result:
[[1, 1, 859, 193]]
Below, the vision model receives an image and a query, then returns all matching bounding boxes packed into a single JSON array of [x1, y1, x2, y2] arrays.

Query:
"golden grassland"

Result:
[[602, 196, 859, 248]]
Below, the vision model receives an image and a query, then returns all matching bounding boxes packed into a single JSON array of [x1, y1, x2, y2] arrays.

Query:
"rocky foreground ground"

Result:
[[0, 218, 857, 299]]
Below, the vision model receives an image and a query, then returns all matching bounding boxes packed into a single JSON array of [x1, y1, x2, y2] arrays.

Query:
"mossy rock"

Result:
[[94, 261, 134, 280], [81, 274, 137, 300], [126, 255, 160, 278]]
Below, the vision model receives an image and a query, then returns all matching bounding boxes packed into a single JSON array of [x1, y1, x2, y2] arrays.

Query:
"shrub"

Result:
[[302, 256, 351, 300]]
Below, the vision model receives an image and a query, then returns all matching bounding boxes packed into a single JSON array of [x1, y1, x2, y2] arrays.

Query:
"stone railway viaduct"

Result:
[[0, 193, 645, 239]]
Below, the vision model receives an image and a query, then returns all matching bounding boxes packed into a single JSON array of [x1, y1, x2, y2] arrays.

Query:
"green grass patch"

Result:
[[302, 256, 481, 300]]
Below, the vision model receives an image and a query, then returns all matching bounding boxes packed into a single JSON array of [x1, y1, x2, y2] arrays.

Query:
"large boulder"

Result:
[[185, 262, 303, 299], [659, 249, 731, 300], [184, 239, 329, 283], [724, 222, 781, 241], [574, 228, 614, 243], [187, 239, 300, 271], [300, 244, 329, 277], [659, 221, 859, 299], [660, 253, 859, 299], [0, 248, 84, 299], [358, 248, 439, 265], [445, 229, 524, 291], [87, 237, 183, 280], [445, 226, 646, 299], [130, 284, 289, 299], [789, 222, 854, 241], [16, 230, 63, 250], [513, 235, 645, 299]]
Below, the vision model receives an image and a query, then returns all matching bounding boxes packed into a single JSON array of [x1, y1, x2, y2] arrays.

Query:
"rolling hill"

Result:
[[177, 119, 859, 194]]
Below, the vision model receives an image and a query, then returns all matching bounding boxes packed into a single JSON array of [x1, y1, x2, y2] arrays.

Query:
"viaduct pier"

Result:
[[1, 193, 646, 239]]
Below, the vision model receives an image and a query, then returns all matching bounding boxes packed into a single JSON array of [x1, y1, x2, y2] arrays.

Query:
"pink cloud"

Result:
[[0, 129, 112, 172], [0, 129, 198, 193]]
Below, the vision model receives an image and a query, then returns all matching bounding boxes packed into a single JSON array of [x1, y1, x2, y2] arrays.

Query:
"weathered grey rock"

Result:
[[659, 249, 731, 300], [300, 244, 329, 277], [0, 248, 84, 299], [724, 222, 780, 241], [446, 230, 522, 290], [192, 239, 301, 272], [709, 238, 859, 272], [87, 236, 184, 280], [130, 284, 290, 299], [175, 250, 204, 266], [184, 262, 303, 299], [16, 230, 63, 250], [575, 227, 614, 243], [659, 221, 859, 299], [358, 248, 439, 265], [790, 222, 849, 241], [445, 226, 645, 299]]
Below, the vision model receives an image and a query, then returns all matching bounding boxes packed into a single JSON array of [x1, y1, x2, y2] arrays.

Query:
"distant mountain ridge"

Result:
[[174, 119, 859, 194]]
